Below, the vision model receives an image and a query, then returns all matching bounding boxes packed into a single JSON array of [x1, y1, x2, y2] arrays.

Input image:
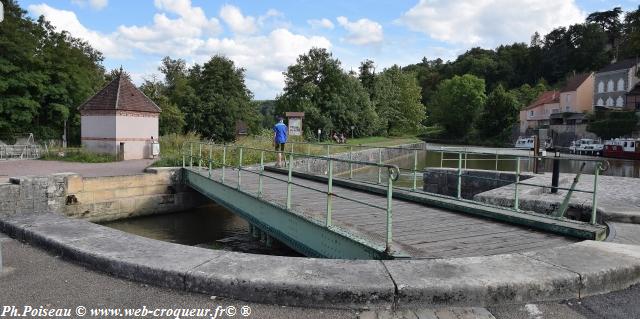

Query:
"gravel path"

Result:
[[0, 159, 156, 183]]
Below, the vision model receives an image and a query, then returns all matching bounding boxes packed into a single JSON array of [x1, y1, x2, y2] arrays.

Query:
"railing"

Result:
[[0, 144, 41, 160], [250, 139, 609, 226], [182, 141, 400, 253]]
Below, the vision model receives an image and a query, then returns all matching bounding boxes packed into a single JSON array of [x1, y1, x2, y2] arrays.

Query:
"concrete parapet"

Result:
[[2, 212, 640, 309]]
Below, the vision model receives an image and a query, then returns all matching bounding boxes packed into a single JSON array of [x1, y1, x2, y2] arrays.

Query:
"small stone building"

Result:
[[79, 72, 161, 160]]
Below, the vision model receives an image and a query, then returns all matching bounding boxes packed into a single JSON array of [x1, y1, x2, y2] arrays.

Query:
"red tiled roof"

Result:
[[524, 90, 560, 110], [79, 73, 161, 113], [561, 73, 592, 92]]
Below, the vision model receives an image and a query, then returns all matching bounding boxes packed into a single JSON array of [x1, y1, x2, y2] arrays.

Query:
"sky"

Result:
[[15, 0, 640, 99]]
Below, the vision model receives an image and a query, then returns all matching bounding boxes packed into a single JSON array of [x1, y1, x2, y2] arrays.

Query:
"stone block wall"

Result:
[[423, 168, 533, 200], [0, 168, 207, 223], [289, 142, 426, 175]]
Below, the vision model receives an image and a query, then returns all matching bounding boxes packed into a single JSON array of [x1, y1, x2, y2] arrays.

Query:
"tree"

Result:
[[587, 7, 623, 50], [373, 65, 425, 135], [139, 77, 185, 135], [477, 85, 520, 139], [429, 74, 486, 138], [187, 55, 254, 141], [0, 0, 104, 143], [510, 80, 549, 109], [620, 6, 640, 59], [276, 48, 377, 137], [358, 59, 376, 98]]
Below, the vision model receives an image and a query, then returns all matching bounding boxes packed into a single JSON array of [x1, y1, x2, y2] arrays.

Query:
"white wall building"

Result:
[[79, 72, 161, 160]]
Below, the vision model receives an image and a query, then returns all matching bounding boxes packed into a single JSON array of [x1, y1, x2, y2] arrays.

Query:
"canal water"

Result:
[[349, 150, 640, 189], [101, 205, 302, 257]]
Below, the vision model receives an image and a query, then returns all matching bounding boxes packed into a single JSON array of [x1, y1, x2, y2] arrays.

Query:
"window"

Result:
[[597, 98, 604, 106], [606, 97, 614, 106], [617, 78, 625, 91], [632, 142, 636, 148], [608, 80, 614, 92], [616, 96, 624, 107], [598, 81, 604, 93], [565, 106, 571, 111], [530, 110, 534, 117]]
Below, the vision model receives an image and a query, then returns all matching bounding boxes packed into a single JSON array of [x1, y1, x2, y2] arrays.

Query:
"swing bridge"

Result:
[[181, 141, 608, 260]]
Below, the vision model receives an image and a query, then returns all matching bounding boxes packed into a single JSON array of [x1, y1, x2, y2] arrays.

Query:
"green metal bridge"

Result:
[[181, 142, 608, 260]]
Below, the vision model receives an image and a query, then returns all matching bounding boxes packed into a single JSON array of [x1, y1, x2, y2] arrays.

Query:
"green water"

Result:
[[100, 205, 301, 256]]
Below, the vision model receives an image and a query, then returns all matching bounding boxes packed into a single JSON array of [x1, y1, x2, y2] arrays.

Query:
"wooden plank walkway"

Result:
[[187, 166, 576, 258]]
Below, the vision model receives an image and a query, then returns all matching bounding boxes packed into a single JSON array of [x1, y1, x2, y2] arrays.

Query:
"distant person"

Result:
[[273, 116, 288, 167], [332, 132, 340, 143], [339, 133, 346, 144]]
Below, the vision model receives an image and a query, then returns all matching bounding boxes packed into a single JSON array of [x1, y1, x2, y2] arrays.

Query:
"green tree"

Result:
[[139, 78, 185, 135], [358, 59, 376, 98], [429, 74, 486, 138], [477, 85, 520, 139], [373, 65, 425, 135], [276, 48, 377, 137], [0, 0, 104, 143], [510, 80, 549, 108], [620, 6, 640, 59], [587, 7, 624, 49], [187, 55, 254, 141]]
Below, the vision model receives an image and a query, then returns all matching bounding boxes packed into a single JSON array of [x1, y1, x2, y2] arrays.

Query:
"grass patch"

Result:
[[152, 131, 422, 168], [40, 148, 116, 163]]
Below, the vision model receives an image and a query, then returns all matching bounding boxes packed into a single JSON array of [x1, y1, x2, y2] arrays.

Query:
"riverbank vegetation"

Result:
[[1, 0, 639, 147]]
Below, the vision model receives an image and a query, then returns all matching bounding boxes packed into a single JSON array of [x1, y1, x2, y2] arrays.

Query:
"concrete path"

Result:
[[2, 212, 640, 309], [475, 173, 640, 223], [0, 159, 154, 183], [3, 233, 640, 318]]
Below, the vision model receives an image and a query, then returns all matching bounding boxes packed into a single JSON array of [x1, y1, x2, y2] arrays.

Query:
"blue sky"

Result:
[[16, 0, 640, 99]]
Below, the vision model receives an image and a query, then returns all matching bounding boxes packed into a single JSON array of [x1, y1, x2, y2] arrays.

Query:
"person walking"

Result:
[[273, 116, 288, 167]]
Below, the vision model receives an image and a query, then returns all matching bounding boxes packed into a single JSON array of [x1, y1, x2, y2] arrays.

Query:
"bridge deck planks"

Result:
[[194, 167, 576, 258]]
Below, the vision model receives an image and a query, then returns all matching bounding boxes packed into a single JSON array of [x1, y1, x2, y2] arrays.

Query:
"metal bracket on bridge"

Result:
[[551, 162, 586, 219]]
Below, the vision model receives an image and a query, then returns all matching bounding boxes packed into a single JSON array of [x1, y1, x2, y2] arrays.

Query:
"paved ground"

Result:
[[0, 159, 154, 183], [3, 232, 640, 319]]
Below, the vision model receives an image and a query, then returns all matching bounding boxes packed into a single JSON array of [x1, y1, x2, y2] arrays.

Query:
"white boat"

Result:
[[569, 138, 603, 156]]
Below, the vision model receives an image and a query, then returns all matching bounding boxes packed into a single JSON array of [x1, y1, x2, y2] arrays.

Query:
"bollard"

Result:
[[551, 149, 560, 194]]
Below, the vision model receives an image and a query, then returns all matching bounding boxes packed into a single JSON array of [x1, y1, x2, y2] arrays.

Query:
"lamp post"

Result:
[[317, 129, 322, 142], [350, 125, 355, 139]]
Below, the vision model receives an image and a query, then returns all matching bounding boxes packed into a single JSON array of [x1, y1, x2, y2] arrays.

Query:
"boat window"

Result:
[[632, 142, 635, 148], [624, 142, 628, 147]]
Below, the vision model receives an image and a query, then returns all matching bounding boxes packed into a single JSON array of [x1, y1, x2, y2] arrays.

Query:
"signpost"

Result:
[[285, 112, 304, 137]]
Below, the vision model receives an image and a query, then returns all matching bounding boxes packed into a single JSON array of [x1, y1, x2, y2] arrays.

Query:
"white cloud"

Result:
[[71, 0, 108, 10], [336, 16, 383, 45], [398, 0, 585, 47], [29, 2, 331, 99], [308, 18, 334, 30], [28, 4, 126, 57], [219, 5, 257, 34]]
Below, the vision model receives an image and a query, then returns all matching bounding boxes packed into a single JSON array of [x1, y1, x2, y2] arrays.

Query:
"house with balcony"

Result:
[[519, 90, 560, 133], [593, 58, 640, 109], [549, 72, 594, 126]]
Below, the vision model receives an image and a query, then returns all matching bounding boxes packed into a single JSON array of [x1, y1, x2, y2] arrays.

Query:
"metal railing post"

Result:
[[326, 144, 330, 158], [326, 159, 333, 227], [258, 151, 264, 198], [307, 144, 311, 172], [198, 143, 202, 170], [440, 148, 444, 168], [457, 153, 463, 199], [221, 145, 227, 183], [385, 169, 393, 253], [412, 149, 418, 191], [378, 148, 383, 184], [237, 147, 243, 189], [208, 143, 212, 178], [287, 153, 293, 209], [464, 152, 468, 169], [591, 164, 600, 225], [514, 157, 521, 211], [495, 152, 499, 171], [349, 146, 353, 179], [189, 143, 193, 168]]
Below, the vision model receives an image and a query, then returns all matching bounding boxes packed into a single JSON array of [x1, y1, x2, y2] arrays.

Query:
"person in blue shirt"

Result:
[[273, 116, 288, 167]]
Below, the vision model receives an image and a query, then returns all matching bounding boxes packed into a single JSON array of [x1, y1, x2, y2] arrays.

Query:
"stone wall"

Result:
[[289, 142, 426, 175], [423, 168, 533, 199], [0, 168, 207, 223]]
